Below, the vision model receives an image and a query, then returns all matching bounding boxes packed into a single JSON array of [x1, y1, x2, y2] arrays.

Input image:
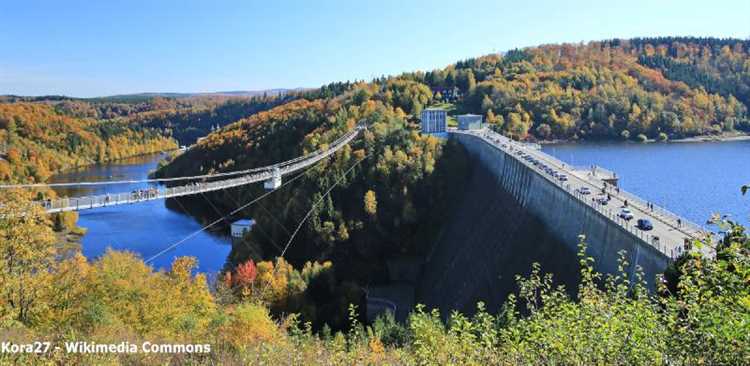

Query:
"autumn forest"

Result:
[[1, 37, 750, 364]]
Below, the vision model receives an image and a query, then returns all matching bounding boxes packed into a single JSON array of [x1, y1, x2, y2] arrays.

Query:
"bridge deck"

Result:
[[41, 128, 361, 213], [451, 128, 713, 260]]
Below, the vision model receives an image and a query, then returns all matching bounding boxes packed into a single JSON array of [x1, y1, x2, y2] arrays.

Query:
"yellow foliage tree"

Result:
[[219, 303, 282, 349], [0, 190, 56, 324], [364, 190, 378, 217]]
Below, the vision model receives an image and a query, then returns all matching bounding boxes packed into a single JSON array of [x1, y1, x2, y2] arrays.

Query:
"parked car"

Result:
[[619, 208, 634, 220], [558, 174, 568, 182], [577, 187, 591, 195], [596, 195, 609, 205], [637, 219, 653, 231]]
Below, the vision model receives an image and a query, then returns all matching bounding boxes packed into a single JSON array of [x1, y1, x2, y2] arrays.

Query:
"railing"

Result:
[[571, 165, 616, 179], [42, 127, 362, 213], [566, 163, 706, 236], [42, 170, 274, 213], [612, 188, 707, 236], [452, 128, 708, 260], [568, 181, 685, 259]]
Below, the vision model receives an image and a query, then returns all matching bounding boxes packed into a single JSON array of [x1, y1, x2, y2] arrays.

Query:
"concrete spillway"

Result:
[[417, 131, 672, 315]]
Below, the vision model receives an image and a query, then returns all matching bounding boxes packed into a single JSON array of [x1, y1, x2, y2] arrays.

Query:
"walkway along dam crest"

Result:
[[446, 128, 711, 290]]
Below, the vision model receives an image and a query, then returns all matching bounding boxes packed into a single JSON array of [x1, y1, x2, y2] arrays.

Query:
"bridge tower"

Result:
[[264, 166, 282, 190]]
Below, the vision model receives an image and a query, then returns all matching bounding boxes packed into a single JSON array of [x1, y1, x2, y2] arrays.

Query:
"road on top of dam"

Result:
[[451, 128, 712, 259]]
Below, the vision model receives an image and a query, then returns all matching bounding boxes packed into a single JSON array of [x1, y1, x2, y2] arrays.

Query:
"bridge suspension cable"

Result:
[[144, 166, 312, 264], [256, 151, 371, 300]]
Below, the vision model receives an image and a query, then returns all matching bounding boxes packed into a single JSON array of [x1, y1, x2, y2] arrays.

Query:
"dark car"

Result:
[[636, 219, 653, 231]]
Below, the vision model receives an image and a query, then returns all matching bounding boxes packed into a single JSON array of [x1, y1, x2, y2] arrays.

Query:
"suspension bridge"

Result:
[[14, 126, 363, 213]]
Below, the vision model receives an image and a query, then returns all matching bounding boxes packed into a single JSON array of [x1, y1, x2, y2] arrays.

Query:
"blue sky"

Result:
[[1, 0, 748, 97]]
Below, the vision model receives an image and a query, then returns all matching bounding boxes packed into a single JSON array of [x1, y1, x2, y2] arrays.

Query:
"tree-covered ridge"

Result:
[[162, 98, 332, 172], [404, 37, 750, 141], [42, 82, 357, 146], [620, 37, 750, 104], [2, 94, 230, 120], [0, 103, 176, 183], [126, 95, 295, 145]]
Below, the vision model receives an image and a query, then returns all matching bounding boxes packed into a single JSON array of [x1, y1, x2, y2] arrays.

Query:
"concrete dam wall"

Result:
[[417, 132, 670, 315]]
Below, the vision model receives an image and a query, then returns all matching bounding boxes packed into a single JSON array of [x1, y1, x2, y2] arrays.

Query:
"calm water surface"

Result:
[[50, 154, 231, 273], [543, 140, 750, 228]]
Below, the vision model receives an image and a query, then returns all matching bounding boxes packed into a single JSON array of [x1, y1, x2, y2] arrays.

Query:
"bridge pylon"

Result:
[[264, 166, 282, 190]]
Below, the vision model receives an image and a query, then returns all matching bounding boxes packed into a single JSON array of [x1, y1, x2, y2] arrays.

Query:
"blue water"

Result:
[[543, 140, 750, 228], [51, 154, 231, 273]]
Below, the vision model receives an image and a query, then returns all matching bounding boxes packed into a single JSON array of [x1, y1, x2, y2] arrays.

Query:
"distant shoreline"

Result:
[[669, 132, 750, 143], [537, 131, 750, 145]]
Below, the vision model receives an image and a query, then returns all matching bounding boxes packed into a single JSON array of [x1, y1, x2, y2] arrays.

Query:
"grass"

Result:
[[428, 102, 458, 126], [429, 102, 456, 114]]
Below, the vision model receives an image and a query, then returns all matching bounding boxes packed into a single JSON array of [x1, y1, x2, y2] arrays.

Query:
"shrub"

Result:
[[53, 211, 78, 232], [220, 303, 281, 349]]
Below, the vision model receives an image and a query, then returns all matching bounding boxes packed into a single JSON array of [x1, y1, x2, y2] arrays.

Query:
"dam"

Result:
[[416, 128, 710, 315]]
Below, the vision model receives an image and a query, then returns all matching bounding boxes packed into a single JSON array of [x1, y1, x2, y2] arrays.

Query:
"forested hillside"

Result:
[[116, 82, 357, 145], [0, 103, 176, 183], [37, 94, 297, 145], [0, 90, 338, 183], [126, 95, 294, 145], [417, 37, 750, 140]]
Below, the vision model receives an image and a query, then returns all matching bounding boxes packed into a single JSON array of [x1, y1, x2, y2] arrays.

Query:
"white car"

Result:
[[577, 187, 591, 195], [619, 208, 634, 220]]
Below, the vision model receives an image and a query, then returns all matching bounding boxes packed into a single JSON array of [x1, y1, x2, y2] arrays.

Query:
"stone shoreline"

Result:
[[536, 132, 750, 145]]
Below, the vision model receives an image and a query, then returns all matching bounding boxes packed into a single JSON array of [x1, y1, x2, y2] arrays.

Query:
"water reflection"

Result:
[[50, 153, 231, 274]]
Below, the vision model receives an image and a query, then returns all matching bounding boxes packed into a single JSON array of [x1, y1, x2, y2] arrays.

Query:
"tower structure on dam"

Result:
[[420, 108, 447, 134]]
